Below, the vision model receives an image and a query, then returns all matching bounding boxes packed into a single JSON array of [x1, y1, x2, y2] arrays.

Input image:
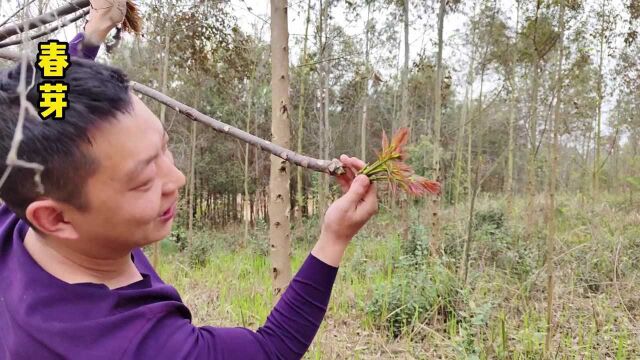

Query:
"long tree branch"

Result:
[[0, 0, 37, 29], [0, 0, 89, 42], [0, 48, 21, 61], [0, 8, 89, 49], [131, 82, 345, 175], [0, 28, 44, 193], [597, 126, 620, 173], [0, 49, 345, 176]]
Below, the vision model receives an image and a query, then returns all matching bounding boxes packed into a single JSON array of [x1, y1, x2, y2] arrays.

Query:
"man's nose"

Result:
[[164, 166, 186, 194], [160, 157, 186, 195]]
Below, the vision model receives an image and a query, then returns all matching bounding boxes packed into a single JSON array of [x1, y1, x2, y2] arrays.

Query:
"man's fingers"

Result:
[[335, 155, 371, 196], [340, 155, 367, 173], [336, 155, 357, 193], [336, 175, 350, 193], [357, 182, 378, 218], [345, 157, 366, 172], [343, 175, 371, 205]]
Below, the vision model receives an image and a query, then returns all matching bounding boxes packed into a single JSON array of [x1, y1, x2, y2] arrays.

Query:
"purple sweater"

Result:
[[0, 35, 338, 360]]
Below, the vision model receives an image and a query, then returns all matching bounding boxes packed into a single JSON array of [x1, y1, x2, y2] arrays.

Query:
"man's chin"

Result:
[[141, 222, 173, 247]]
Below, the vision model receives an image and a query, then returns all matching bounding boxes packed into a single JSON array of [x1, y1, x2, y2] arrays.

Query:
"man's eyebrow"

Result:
[[126, 153, 157, 182], [126, 131, 168, 182]]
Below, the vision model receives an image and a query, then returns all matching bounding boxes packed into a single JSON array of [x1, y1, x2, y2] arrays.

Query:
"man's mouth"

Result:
[[159, 201, 177, 222]]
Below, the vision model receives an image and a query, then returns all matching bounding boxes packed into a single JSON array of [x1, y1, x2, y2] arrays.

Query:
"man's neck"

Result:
[[23, 228, 142, 290]]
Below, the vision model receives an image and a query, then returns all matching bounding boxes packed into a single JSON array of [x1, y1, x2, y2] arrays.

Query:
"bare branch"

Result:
[[131, 81, 345, 176], [0, 32, 44, 193], [0, 0, 90, 42], [0, 48, 21, 61], [0, 8, 89, 49], [0, 0, 37, 29], [0, 48, 345, 177]]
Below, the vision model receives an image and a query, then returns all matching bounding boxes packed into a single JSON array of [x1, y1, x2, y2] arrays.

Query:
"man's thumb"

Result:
[[344, 175, 370, 203]]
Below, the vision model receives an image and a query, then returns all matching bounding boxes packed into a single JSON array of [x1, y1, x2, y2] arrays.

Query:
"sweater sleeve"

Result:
[[68, 32, 100, 60], [248, 253, 338, 358], [126, 254, 338, 360], [199, 254, 338, 359]]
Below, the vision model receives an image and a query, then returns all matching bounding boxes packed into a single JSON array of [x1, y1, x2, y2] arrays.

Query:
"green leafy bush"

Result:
[[169, 226, 188, 251], [367, 261, 462, 338], [400, 222, 431, 268], [473, 207, 505, 231], [187, 232, 212, 268]]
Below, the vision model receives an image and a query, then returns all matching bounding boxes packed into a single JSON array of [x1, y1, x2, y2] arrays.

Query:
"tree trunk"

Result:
[[460, 11, 493, 279], [453, 82, 469, 206], [361, 2, 371, 162], [545, 0, 565, 353], [392, 13, 402, 134], [593, 0, 607, 200], [400, 0, 409, 129], [506, 85, 516, 210], [242, 79, 253, 247], [526, 2, 543, 239], [453, 0, 478, 206], [294, 0, 312, 225], [461, 9, 492, 275], [187, 118, 197, 249], [505, 2, 520, 214], [461, 157, 481, 284], [526, 58, 540, 239], [269, 0, 293, 297], [158, 22, 171, 127], [399, 0, 410, 241], [153, 25, 171, 268], [317, 0, 331, 224], [233, 192, 239, 223], [430, 0, 446, 256], [469, 63, 486, 205]]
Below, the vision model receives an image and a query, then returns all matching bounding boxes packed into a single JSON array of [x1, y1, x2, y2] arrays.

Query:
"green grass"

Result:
[[147, 194, 640, 359]]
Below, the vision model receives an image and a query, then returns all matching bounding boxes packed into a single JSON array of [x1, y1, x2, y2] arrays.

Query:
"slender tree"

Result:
[[294, 0, 312, 224], [269, 0, 293, 296], [153, 21, 172, 268], [453, 0, 479, 206], [361, 1, 371, 161], [505, 1, 520, 213], [592, 0, 615, 200], [545, 0, 565, 353], [430, 0, 446, 255]]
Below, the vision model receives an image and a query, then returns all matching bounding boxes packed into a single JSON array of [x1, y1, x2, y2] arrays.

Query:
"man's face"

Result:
[[66, 94, 186, 254]]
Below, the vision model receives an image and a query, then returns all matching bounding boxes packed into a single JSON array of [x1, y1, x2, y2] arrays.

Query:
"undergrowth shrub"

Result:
[[473, 207, 505, 231], [187, 232, 212, 268], [170, 226, 188, 252], [366, 262, 462, 338], [247, 219, 269, 256], [368, 223, 464, 338], [400, 222, 430, 268]]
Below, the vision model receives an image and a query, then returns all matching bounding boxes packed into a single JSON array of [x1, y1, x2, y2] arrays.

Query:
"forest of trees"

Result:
[[99, 0, 640, 232], [0, 0, 639, 357]]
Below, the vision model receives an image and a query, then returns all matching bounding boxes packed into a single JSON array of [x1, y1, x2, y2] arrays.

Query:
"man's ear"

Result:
[[25, 199, 79, 240]]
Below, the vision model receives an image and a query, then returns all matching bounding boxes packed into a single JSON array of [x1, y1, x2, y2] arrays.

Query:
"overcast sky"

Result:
[[0, 0, 630, 131], [228, 0, 628, 132]]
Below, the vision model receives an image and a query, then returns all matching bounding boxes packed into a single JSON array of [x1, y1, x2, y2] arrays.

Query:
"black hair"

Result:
[[0, 57, 133, 220]]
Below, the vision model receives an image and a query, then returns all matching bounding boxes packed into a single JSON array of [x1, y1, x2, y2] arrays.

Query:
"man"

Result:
[[0, 1, 378, 359]]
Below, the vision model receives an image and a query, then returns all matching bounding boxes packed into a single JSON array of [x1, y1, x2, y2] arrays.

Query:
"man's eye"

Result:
[[135, 181, 153, 191]]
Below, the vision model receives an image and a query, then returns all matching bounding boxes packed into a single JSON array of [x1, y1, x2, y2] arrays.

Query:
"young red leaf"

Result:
[[360, 127, 441, 197]]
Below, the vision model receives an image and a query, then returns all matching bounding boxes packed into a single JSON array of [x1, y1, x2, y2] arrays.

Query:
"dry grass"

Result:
[[149, 193, 640, 359]]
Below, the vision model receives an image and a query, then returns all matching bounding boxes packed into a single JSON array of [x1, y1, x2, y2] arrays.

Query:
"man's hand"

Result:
[[84, 0, 127, 45], [311, 155, 378, 267]]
